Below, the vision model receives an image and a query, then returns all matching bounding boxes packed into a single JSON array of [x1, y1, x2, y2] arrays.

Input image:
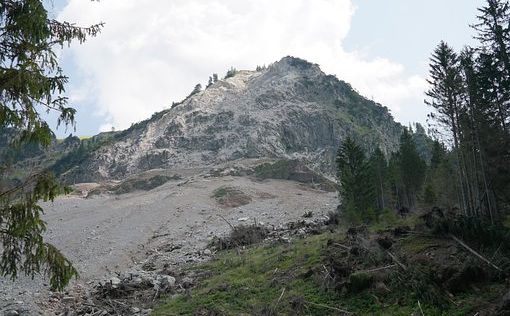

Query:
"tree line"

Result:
[[336, 125, 429, 223], [337, 0, 510, 225]]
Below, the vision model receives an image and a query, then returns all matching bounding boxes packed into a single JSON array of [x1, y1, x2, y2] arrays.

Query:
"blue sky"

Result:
[[344, 0, 480, 75], [48, 0, 484, 138]]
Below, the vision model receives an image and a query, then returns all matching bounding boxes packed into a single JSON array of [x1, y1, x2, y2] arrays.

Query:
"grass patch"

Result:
[[254, 160, 293, 179], [211, 186, 252, 208], [152, 225, 502, 315], [399, 235, 443, 254], [113, 174, 180, 194], [153, 234, 335, 315], [254, 160, 338, 192]]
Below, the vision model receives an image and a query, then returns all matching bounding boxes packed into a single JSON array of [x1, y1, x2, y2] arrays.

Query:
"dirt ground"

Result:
[[0, 172, 337, 315]]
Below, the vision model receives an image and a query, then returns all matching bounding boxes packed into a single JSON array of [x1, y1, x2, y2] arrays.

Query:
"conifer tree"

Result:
[[336, 137, 374, 222], [368, 148, 388, 212], [0, 0, 102, 290], [472, 0, 510, 208], [430, 140, 446, 170], [426, 41, 473, 213], [398, 128, 426, 209], [474, 0, 510, 106], [191, 83, 202, 95]]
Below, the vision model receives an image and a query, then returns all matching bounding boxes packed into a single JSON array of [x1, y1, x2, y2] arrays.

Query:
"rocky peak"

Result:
[[267, 56, 322, 78], [54, 57, 403, 183]]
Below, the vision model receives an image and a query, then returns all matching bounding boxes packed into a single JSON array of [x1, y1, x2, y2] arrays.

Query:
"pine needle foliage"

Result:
[[0, 0, 102, 290]]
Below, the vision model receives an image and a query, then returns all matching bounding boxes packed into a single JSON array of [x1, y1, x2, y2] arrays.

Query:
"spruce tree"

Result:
[[472, 0, 510, 209], [336, 137, 374, 223], [426, 41, 473, 213], [398, 128, 426, 209], [368, 148, 388, 212], [191, 83, 202, 95], [0, 0, 102, 290], [430, 140, 446, 170], [474, 0, 510, 102]]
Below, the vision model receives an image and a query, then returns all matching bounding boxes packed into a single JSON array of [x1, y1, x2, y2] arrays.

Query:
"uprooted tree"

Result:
[[0, 0, 102, 290]]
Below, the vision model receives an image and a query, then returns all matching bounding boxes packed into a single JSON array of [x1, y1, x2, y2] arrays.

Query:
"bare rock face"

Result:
[[61, 56, 402, 182]]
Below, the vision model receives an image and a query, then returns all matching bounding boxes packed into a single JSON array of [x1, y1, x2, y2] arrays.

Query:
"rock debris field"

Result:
[[0, 173, 337, 315]]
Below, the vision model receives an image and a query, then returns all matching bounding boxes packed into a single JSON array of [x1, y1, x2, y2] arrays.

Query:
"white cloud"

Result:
[[59, 0, 427, 132]]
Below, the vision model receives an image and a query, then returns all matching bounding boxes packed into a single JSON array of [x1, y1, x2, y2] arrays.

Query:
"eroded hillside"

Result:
[[54, 57, 402, 183]]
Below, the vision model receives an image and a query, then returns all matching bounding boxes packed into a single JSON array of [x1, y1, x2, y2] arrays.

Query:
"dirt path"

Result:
[[0, 174, 337, 315]]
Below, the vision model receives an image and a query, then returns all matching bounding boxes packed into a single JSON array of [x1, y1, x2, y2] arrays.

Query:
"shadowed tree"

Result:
[[426, 41, 473, 214], [368, 147, 388, 212], [336, 137, 374, 223], [398, 128, 426, 209]]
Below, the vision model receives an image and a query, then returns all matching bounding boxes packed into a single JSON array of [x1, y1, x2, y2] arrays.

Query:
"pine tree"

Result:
[[225, 67, 238, 79], [472, 0, 510, 209], [424, 140, 455, 208], [368, 148, 388, 212], [426, 41, 473, 214], [459, 48, 498, 219], [474, 0, 510, 108], [191, 83, 202, 95], [387, 153, 403, 209], [425, 0, 510, 220], [398, 128, 426, 209], [430, 140, 446, 170], [336, 137, 374, 223], [0, 0, 102, 290]]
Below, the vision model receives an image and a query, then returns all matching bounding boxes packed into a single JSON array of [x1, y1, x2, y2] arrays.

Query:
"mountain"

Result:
[[0, 128, 81, 178], [50, 57, 403, 182]]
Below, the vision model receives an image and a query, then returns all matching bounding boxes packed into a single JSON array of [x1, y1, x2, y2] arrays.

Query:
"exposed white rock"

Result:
[[62, 56, 402, 183], [109, 277, 121, 289]]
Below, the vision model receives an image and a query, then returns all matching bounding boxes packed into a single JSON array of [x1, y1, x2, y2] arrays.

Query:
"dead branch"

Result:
[[305, 301, 351, 314], [449, 234, 502, 272], [151, 232, 171, 239], [418, 300, 424, 316], [387, 251, 407, 271], [490, 243, 503, 261], [357, 264, 397, 274], [333, 243, 351, 251], [218, 214, 235, 230], [276, 287, 286, 306]]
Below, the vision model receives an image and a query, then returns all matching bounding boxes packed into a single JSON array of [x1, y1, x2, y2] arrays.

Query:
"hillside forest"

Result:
[[337, 0, 510, 228]]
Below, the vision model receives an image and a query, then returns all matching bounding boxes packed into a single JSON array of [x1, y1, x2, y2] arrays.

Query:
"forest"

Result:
[[337, 0, 510, 228]]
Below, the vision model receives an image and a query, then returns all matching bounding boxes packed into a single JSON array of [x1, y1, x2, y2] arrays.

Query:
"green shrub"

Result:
[[113, 175, 179, 194], [210, 224, 269, 250], [377, 208, 399, 226], [348, 272, 374, 293], [254, 160, 292, 179]]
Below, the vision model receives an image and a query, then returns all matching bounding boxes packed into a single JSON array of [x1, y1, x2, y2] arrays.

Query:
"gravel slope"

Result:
[[0, 174, 337, 315]]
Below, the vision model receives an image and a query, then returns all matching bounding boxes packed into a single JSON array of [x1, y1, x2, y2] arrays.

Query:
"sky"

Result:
[[46, 0, 483, 137]]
